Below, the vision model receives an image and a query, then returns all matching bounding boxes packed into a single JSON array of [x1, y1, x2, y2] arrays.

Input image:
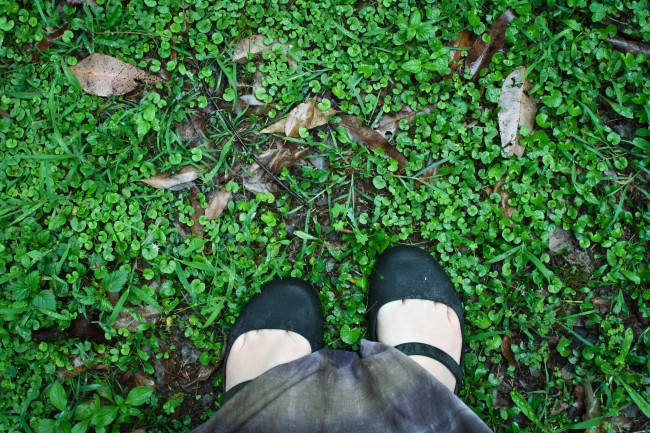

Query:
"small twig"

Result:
[[605, 35, 650, 58]]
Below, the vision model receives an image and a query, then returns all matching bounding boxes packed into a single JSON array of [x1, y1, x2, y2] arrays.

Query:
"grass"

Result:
[[1, 0, 649, 432]]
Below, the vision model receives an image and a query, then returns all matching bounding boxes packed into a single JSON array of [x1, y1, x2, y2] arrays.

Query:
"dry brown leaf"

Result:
[[205, 189, 232, 220], [375, 105, 434, 138], [446, 30, 472, 77], [233, 35, 273, 64], [465, 9, 516, 81], [236, 94, 275, 115], [134, 372, 156, 389], [339, 114, 408, 173], [0, 110, 9, 118], [140, 166, 199, 190], [490, 177, 515, 219], [548, 227, 594, 273], [177, 115, 210, 149], [113, 306, 160, 332], [261, 99, 337, 137], [59, 355, 97, 379], [71, 53, 165, 97], [243, 145, 309, 194], [189, 185, 204, 239], [501, 336, 519, 368], [498, 66, 535, 157], [34, 24, 69, 61]]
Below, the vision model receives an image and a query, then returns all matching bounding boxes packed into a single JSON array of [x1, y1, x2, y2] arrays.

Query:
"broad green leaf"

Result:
[[71, 420, 89, 433], [125, 386, 153, 407], [294, 230, 317, 241], [90, 406, 118, 427], [510, 390, 544, 429], [618, 379, 650, 418], [401, 59, 422, 74], [340, 325, 361, 344], [102, 269, 129, 293], [33, 290, 56, 311], [49, 381, 67, 411]]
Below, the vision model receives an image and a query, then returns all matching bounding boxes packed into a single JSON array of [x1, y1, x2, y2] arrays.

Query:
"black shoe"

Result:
[[368, 245, 465, 394], [222, 277, 324, 402]]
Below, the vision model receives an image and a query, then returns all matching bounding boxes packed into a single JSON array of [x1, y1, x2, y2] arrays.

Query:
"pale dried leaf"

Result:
[[71, 53, 165, 97], [205, 189, 232, 220], [140, 166, 199, 190], [492, 177, 515, 219], [236, 94, 275, 115], [375, 106, 433, 138], [243, 146, 308, 194], [233, 35, 273, 64], [261, 100, 336, 137], [498, 66, 535, 157], [548, 227, 593, 273], [113, 306, 160, 332], [177, 115, 209, 148], [134, 372, 156, 389], [285, 100, 315, 137], [465, 9, 516, 81], [197, 364, 217, 382], [339, 115, 407, 173]]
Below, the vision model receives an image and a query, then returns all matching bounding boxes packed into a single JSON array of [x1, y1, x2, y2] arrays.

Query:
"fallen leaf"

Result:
[[67, 315, 107, 344], [446, 30, 472, 77], [583, 380, 604, 433], [67, 0, 98, 5], [465, 9, 516, 81], [605, 35, 650, 58], [59, 355, 106, 379], [189, 185, 204, 238], [140, 166, 200, 190], [243, 144, 309, 194], [177, 115, 210, 149], [339, 114, 408, 173], [0, 110, 9, 118], [375, 105, 434, 138], [205, 189, 231, 220], [498, 66, 535, 157], [34, 24, 69, 61], [114, 306, 160, 332], [548, 227, 594, 273], [233, 35, 273, 64], [197, 364, 216, 382], [501, 335, 519, 367], [489, 177, 515, 219], [134, 372, 156, 389], [235, 94, 275, 115], [71, 53, 165, 97], [261, 99, 337, 137]]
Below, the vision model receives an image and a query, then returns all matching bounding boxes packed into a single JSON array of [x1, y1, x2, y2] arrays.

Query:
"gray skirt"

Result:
[[192, 340, 493, 433]]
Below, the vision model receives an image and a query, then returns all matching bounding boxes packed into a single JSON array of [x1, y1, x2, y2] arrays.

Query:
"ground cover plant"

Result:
[[1, 0, 649, 431]]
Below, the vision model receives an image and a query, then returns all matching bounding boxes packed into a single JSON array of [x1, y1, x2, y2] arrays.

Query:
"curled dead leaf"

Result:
[[498, 66, 535, 157], [140, 166, 199, 190], [491, 177, 515, 219], [465, 9, 516, 81], [71, 53, 165, 97], [446, 30, 472, 77], [261, 99, 337, 137], [236, 94, 275, 115], [339, 115, 408, 173], [134, 372, 156, 389], [243, 144, 308, 194], [205, 189, 232, 220]]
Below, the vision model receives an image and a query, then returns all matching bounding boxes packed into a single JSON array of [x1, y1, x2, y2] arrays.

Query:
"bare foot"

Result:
[[376, 299, 462, 391], [225, 329, 311, 391]]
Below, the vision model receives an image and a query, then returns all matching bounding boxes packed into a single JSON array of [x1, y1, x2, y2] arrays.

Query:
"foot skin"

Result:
[[376, 299, 462, 392], [225, 330, 312, 391]]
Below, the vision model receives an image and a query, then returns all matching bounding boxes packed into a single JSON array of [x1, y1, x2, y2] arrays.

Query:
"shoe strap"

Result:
[[395, 342, 463, 394]]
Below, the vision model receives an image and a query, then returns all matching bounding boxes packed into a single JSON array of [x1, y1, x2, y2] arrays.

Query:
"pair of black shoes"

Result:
[[223, 246, 465, 401]]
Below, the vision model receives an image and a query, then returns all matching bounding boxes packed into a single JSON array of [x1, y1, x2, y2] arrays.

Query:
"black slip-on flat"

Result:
[[368, 245, 465, 394], [222, 277, 324, 403]]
